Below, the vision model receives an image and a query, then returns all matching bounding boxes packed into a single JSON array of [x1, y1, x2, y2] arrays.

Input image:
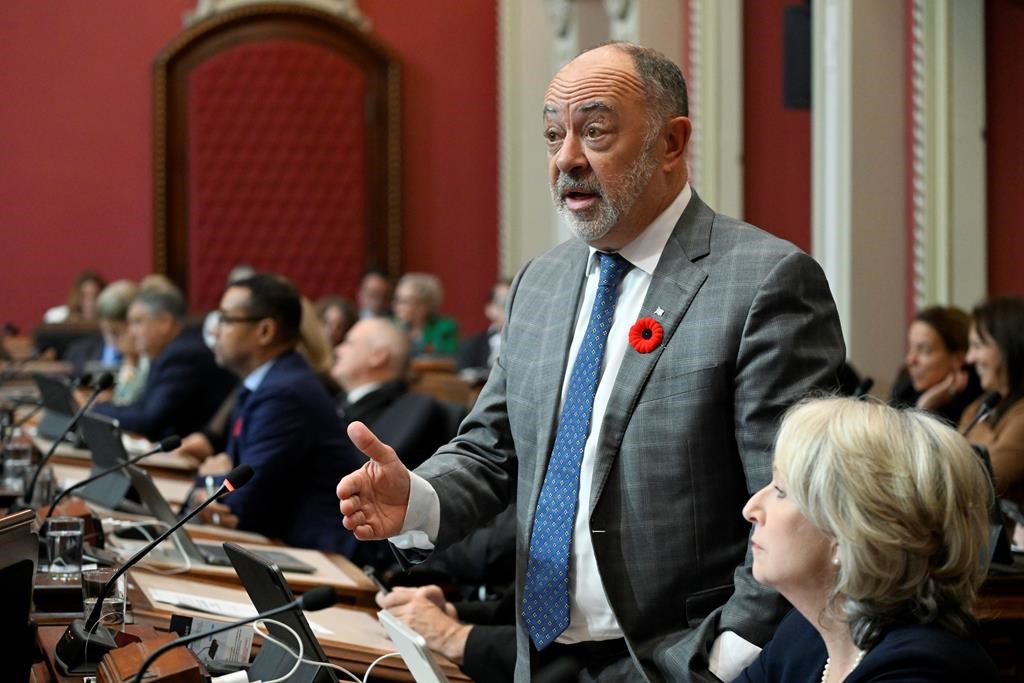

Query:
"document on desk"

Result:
[[147, 586, 333, 635], [149, 588, 257, 619]]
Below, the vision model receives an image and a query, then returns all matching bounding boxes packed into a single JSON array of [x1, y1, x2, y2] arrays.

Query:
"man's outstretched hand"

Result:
[[337, 421, 411, 540]]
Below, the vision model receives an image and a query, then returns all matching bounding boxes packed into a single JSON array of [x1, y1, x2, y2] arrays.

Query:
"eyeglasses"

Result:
[[213, 311, 266, 326]]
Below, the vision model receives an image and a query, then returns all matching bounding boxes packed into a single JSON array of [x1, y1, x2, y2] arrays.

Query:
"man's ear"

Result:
[[367, 347, 390, 371], [661, 116, 692, 171], [255, 318, 278, 346]]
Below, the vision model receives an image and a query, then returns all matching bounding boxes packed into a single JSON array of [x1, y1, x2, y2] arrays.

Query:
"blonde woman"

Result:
[[738, 397, 996, 682]]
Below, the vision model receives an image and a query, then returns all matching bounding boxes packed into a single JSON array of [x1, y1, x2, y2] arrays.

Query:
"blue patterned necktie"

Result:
[[521, 251, 632, 650]]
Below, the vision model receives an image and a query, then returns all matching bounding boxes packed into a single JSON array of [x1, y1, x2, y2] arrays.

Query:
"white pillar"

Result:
[[813, 0, 907, 396], [686, 0, 743, 218], [910, 0, 986, 311]]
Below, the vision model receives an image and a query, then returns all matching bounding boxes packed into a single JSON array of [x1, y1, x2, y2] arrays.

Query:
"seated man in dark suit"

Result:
[[456, 279, 510, 377], [90, 286, 235, 441], [189, 274, 367, 557], [331, 317, 457, 470]]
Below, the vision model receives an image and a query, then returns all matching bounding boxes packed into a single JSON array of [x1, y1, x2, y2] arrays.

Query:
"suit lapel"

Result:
[[588, 194, 714, 511]]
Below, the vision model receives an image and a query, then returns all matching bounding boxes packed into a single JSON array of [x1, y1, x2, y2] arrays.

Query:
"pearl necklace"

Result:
[[821, 649, 865, 683]]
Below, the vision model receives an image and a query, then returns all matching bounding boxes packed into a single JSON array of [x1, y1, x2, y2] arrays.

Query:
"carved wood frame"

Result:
[[152, 2, 401, 298]]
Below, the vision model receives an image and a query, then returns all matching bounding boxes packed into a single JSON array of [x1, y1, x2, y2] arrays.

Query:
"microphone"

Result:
[[962, 391, 1003, 436], [132, 587, 337, 683], [71, 372, 94, 390], [22, 372, 115, 508], [44, 435, 182, 521], [852, 377, 874, 398], [54, 464, 255, 674]]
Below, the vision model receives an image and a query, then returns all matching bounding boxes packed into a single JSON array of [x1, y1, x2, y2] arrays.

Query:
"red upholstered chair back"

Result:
[[153, 4, 400, 312]]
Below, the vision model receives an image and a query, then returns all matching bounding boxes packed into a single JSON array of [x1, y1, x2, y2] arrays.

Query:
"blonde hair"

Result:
[[397, 272, 443, 314], [298, 297, 332, 375], [774, 397, 991, 648]]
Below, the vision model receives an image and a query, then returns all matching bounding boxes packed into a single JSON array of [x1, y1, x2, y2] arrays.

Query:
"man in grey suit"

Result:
[[339, 42, 845, 681]]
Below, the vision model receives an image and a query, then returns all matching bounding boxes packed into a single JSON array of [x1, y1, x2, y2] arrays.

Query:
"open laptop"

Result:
[[77, 413, 315, 574], [32, 373, 84, 446], [224, 543, 337, 683]]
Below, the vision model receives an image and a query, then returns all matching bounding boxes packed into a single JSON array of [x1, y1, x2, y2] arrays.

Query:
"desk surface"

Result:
[[34, 569, 468, 682]]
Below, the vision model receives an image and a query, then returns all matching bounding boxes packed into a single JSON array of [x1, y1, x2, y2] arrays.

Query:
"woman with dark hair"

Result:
[[738, 398, 996, 682], [890, 305, 981, 425], [43, 269, 107, 323], [960, 296, 1024, 508]]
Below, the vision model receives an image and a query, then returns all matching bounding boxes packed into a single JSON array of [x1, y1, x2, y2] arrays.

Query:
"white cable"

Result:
[[251, 619, 403, 683], [360, 652, 404, 682], [251, 619, 304, 683]]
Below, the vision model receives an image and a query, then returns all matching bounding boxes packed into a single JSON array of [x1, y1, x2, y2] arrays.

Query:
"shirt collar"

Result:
[[243, 358, 277, 393], [347, 381, 384, 405], [586, 182, 692, 275]]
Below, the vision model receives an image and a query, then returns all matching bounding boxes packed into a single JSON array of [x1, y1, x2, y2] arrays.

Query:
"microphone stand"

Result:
[[44, 436, 181, 521], [132, 594, 324, 683], [54, 464, 253, 674], [21, 373, 113, 509]]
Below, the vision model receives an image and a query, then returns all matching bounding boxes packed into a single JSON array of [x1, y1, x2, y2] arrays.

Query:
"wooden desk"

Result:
[[35, 435, 198, 480], [976, 573, 1024, 682], [130, 570, 467, 681], [32, 571, 464, 682]]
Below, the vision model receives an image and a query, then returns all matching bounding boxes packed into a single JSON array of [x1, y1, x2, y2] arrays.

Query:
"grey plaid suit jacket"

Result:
[[412, 192, 846, 681]]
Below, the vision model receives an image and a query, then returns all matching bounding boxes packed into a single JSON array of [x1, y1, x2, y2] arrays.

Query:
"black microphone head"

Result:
[[76, 372, 94, 388], [224, 464, 255, 491], [980, 390, 1003, 413], [94, 372, 115, 391], [159, 435, 182, 452], [854, 377, 874, 398], [299, 586, 337, 612]]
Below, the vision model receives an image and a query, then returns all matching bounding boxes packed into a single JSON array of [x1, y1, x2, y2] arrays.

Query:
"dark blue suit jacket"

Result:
[[93, 330, 235, 441], [224, 350, 367, 558], [736, 609, 997, 682]]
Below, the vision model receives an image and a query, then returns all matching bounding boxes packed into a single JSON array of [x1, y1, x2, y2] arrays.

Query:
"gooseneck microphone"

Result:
[[44, 435, 182, 521], [53, 464, 255, 674], [962, 391, 1003, 437], [132, 587, 337, 683], [23, 372, 115, 508]]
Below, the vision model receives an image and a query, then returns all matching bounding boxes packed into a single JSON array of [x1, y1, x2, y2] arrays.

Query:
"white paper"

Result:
[[149, 588, 257, 619]]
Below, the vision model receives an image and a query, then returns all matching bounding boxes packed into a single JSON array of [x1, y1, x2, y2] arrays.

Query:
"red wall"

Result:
[[361, 0, 498, 332], [0, 0, 193, 333], [742, 0, 812, 253], [0, 0, 497, 335], [986, 0, 1024, 296]]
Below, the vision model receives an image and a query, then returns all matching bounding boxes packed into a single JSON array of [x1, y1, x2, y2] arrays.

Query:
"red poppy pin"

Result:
[[629, 317, 663, 353]]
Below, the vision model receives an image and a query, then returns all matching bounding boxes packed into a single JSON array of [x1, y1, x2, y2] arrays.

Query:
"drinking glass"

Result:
[[45, 516, 84, 581], [82, 567, 126, 626]]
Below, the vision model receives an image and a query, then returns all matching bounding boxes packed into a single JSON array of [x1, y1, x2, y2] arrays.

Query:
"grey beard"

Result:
[[551, 140, 659, 243]]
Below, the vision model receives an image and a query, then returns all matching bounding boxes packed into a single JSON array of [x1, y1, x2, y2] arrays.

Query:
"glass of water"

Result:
[[45, 516, 84, 581], [2, 442, 33, 493], [82, 567, 126, 626]]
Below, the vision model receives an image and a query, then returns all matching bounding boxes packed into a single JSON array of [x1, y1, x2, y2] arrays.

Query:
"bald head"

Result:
[[543, 42, 692, 250], [331, 317, 411, 392]]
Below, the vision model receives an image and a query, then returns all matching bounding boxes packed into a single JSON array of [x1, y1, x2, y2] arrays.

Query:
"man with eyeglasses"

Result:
[[184, 274, 373, 558], [91, 286, 235, 441]]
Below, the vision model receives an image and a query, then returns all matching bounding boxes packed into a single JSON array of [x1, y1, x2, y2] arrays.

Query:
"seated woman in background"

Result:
[[738, 397, 996, 683], [891, 305, 981, 425], [393, 272, 458, 357], [43, 269, 106, 323], [316, 294, 357, 348], [961, 296, 1024, 536]]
